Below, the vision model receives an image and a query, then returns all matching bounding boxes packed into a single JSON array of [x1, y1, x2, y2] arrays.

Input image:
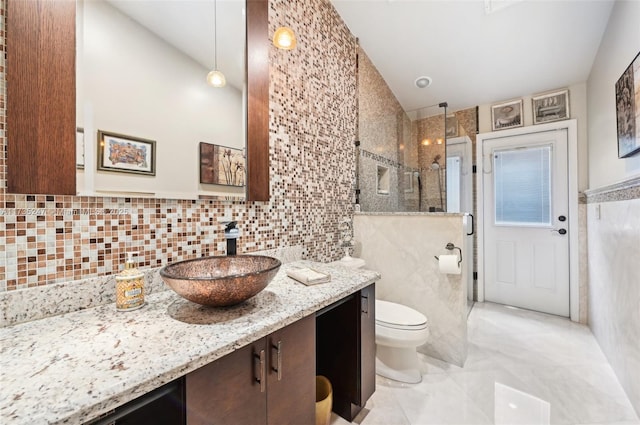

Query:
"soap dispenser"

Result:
[[116, 253, 145, 311]]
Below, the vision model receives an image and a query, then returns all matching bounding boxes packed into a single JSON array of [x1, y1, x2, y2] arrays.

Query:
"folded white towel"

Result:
[[286, 268, 331, 285]]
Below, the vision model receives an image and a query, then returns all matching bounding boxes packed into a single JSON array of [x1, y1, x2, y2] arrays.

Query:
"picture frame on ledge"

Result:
[[97, 130, 156, 176], [615, 51, 640, 158], [532, 89, 570, 125], [76, 127, 85, 169], [199, 142, 246, 187], [491, 99, 523, 131]]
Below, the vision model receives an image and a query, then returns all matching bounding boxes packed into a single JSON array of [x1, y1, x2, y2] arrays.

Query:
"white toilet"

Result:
[[335, 256, 430, 384], [375, 299, 429, 383]]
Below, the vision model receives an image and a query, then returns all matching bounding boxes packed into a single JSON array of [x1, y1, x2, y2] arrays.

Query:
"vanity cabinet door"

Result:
[[186, 315, 315, 425], [359, 284, 376, 405], [266, 314, 315, 425], [186, 339, 267, 425]]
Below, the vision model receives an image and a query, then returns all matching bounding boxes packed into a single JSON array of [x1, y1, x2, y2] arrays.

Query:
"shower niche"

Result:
[[376, 165, 390, 195]]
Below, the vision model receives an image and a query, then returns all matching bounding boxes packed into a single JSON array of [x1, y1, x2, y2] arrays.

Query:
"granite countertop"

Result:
[[354, 211, 466, 217], [0, 261, 379, 425]]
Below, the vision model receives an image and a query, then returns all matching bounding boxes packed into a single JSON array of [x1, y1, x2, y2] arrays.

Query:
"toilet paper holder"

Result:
[[434, 243, 462, 267]]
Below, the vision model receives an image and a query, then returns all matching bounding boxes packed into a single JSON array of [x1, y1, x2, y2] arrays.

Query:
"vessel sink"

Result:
[[160, 255, 282, 307]]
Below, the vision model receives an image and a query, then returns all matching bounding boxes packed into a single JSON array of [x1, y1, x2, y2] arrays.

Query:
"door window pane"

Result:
[[494, 145, 551, 225]]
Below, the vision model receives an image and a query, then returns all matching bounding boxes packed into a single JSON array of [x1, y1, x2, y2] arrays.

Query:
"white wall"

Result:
[[585, 0, 640, 416], [79, 1, 244, 199], [478, 82, 589, 191], [587, 0, 640, 189]]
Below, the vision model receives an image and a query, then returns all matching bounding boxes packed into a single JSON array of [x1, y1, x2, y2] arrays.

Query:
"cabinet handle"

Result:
[[255, 350, 266, 393], [361, 294, 369, 316], [272, 340, 282, 381]]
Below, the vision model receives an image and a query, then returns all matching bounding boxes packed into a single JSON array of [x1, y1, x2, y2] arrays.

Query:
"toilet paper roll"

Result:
[[438, 254, 461, 274]]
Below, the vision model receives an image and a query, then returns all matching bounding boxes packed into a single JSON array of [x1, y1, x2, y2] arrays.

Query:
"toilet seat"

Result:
[[375, 300, 428, 330]]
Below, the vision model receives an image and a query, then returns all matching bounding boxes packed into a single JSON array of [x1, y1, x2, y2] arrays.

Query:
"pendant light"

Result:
[[207, 0, 226, 87]]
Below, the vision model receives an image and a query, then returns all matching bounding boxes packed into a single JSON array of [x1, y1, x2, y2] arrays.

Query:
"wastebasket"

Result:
[[315, 375, 333, 425]]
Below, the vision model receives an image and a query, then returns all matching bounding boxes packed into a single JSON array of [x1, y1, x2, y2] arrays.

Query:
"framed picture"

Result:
[[446, 114, 458, 138], [199, 142, 246, 186], [532, 89, 570, 125], [491, 99, 523, 131], [97, 130, 156, 175], [76, 127, 85, 169], [615, 51, 640, 158]]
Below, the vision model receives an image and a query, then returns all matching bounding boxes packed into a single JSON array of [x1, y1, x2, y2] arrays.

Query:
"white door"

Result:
[[482, 129, 569, 317]]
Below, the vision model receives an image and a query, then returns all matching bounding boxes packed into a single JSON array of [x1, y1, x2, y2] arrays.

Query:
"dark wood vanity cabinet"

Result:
[[186, 314, 315, 425], [316, 284, 376, 422]]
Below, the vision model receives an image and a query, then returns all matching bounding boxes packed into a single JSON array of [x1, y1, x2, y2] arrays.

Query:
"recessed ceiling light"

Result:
[[415, 76, 432, 89]]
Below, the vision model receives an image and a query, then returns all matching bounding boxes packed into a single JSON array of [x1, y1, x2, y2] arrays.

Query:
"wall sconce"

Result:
[[422, 139, 431, 146], [273, 27, 297, 50], [437, 138, 443, 145]]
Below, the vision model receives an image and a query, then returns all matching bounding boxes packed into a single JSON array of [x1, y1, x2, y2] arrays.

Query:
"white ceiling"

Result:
[[331, 0, 615, 115], [104, 0, 614, 113], [107, 0, 246, 90]]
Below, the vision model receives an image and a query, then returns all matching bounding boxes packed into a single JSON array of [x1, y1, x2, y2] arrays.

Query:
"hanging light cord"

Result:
[[213, 0, 218, 70]]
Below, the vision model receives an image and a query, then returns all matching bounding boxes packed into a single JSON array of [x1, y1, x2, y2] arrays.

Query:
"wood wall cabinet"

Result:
[[7, 0, 76, 195], [186, 314, 315, 425], [316, 284, 376, 422]]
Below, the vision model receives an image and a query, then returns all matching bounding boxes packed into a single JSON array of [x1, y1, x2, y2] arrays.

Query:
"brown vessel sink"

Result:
[[160, 255, 282, 307]]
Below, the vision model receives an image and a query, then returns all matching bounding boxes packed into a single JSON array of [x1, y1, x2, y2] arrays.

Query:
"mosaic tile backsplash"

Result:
[[0, 0, 358, 292]]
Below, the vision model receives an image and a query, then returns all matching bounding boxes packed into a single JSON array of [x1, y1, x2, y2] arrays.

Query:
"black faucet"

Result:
[[224, 221, 238, 256]]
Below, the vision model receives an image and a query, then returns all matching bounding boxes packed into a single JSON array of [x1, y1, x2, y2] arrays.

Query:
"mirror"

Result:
[[76, 0, 247, 200], [356, 47, 476, 213]]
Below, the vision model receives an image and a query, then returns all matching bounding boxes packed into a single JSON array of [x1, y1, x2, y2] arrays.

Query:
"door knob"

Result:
[[558, 215, 567, 222], [551, 228, 567, 235]]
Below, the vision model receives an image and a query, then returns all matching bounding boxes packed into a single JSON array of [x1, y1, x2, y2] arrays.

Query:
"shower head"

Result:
[[431, 155, 441, 170]]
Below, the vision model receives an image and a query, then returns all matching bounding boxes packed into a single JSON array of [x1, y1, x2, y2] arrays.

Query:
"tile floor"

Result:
[[332, 302, 640, 425]]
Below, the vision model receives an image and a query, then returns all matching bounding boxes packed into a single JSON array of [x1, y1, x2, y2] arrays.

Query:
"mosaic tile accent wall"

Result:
[[0, 0, 358, 292]]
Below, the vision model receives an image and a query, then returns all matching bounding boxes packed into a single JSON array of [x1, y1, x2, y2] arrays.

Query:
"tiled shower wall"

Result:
[[357, 48, 417, 213], [0, 0, 358, 292], [414, 108, 477, 212]]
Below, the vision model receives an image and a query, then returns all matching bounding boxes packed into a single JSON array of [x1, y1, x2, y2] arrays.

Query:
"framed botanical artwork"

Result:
[[491, 99, 523, 131], [199, 142, 246, 186], [76, 127, 85, 169], [446, 114, 459, 138], [532, 89, 570, 125], [97, 130, 156, 175], [615, 51, 640, 158]]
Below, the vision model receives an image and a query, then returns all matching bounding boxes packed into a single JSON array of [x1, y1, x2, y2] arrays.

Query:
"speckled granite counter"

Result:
[[0, 261, 379, 425]]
